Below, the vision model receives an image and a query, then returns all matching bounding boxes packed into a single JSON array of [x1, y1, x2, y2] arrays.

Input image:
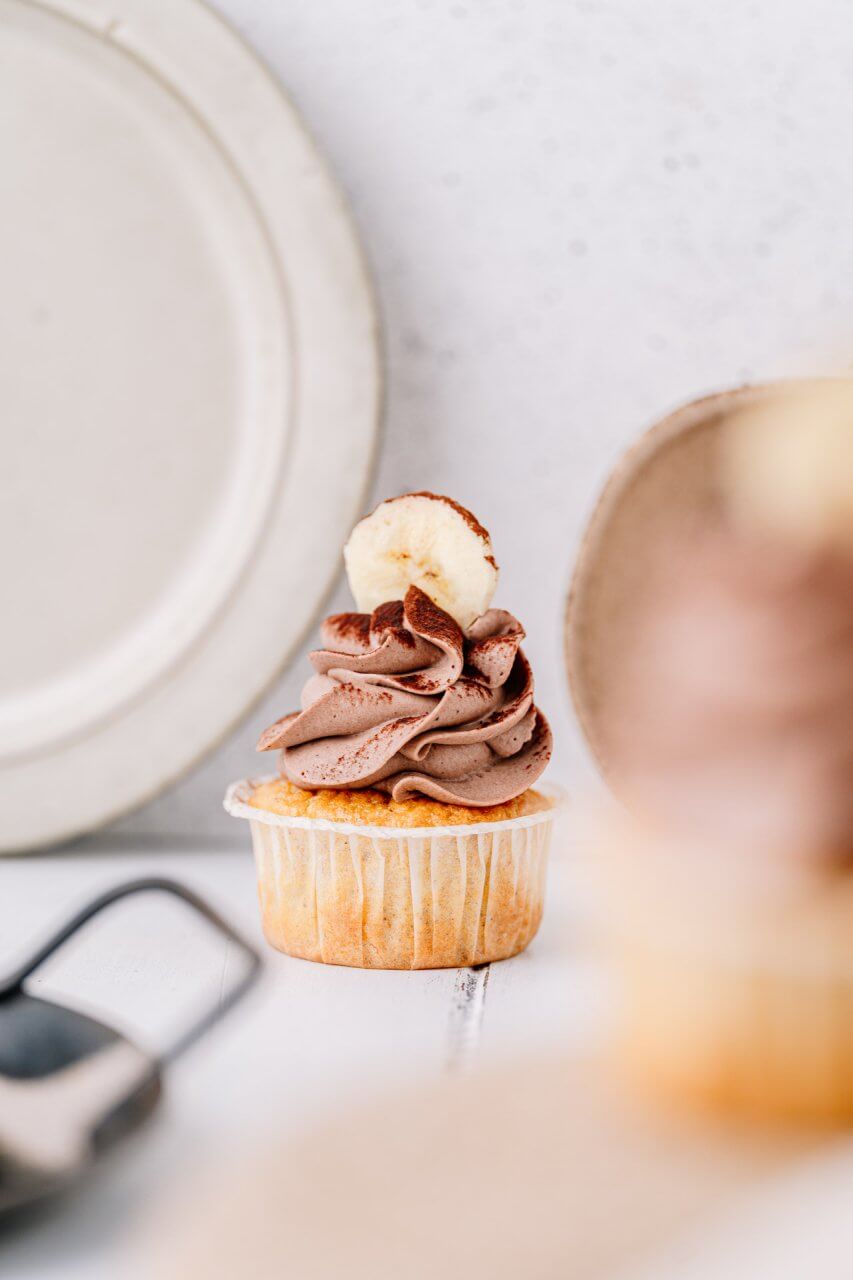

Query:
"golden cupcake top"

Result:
[[249, 778, 551, 828]]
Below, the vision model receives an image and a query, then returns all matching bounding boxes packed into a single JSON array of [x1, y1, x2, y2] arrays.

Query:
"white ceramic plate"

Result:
[[0, 0, 380, 851]]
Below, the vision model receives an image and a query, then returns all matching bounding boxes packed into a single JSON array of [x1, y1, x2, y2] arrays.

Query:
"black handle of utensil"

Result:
[[0, 878, 262, 1066]]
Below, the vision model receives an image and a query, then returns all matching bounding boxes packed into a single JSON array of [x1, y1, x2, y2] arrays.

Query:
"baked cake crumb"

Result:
[[248, 778, 551, 827]]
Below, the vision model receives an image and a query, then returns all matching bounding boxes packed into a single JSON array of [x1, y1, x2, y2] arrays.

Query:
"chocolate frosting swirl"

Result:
[[258, 586, 552, 807]]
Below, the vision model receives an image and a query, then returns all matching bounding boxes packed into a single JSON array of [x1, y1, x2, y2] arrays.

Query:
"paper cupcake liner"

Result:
[[225, 778, 562, 969], [591, 819, 853, 1125]]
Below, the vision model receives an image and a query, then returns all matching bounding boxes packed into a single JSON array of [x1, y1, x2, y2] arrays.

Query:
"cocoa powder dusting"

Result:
[[399, 491, 491, 543], [326, 612, 371, 645], [403, 585, 464, 656], [370, 600, 405, 632]]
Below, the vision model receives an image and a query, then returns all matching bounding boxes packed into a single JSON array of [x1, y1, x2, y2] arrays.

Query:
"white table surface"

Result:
[[0, 829, 592, 1278], [2, 830, 853, 1280]]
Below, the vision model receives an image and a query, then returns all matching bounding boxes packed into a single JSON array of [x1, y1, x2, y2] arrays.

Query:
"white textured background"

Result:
[[112, 0, 853, 842]]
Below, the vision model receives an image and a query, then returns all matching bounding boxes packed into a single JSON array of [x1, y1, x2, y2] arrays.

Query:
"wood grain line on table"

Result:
[[446, 964, 490, 1072], [217, 939, 234, 1012]]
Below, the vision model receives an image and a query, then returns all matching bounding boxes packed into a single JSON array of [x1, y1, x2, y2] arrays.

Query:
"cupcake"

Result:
[[585, 387, 853, 1125], [226, 493, 556, 969]]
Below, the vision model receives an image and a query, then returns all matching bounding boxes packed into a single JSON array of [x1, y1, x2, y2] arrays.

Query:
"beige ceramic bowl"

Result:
[[565, 380, 853, 1125]]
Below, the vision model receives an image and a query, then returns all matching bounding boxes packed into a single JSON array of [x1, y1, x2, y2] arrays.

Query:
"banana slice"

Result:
[[724, 382, 853, 550], [344, 492, 499, 631]]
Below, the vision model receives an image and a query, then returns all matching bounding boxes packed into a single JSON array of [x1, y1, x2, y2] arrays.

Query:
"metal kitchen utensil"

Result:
[[0, 878, 261, 1219]]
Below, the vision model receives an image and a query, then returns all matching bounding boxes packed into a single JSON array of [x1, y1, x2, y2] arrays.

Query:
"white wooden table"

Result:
[[1, 834, 852, 1279]]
